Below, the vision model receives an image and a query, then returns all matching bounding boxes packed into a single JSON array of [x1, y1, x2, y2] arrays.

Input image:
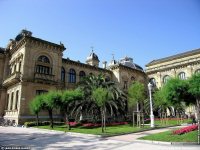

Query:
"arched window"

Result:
[[131, 76, 135, 81], [79, 71, 86, 81], [195, 69, 200, 74], [69, 68, 76, 83], [35, 55, 52, 75], [149, 78, 156, 86], [38, 55, 50, 63], [163, 75, 170, 84], [61, 67, 65, 82], [178, 72, 186, 80]]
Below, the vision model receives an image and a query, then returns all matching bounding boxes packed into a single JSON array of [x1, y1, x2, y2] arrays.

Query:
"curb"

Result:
[[134, 139, 199, 145]]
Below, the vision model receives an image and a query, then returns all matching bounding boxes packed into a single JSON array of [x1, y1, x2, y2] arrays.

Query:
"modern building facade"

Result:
[[146, 48, 200, 116], [0, 30, 146, 124]]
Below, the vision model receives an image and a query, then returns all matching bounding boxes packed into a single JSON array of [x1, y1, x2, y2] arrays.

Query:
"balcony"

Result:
[[34, 73, 56, 84], [2, 72, 21, 87], [4, 110, 18, 117]]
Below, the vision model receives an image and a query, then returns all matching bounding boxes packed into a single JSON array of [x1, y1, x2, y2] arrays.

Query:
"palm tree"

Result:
[[76, 74, 126, 129], [92, 87, 113, 132]]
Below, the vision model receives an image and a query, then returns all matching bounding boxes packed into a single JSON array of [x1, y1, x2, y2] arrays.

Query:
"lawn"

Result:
[[154, 119, 191, 126], [37, 124, 150, 136], [35, 119, 192, 136], [139, 130, 198, 142]]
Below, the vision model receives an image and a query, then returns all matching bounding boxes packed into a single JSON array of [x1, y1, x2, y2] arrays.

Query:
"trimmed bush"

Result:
[[24, 121, 64, 127]]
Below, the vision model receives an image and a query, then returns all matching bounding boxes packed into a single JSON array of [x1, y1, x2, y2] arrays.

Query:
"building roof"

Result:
[[8, 29, 66, 52], [0, 47, 5, 54], [119, 56, 143, 71], [146, 48, 200, 67], [62, 58, 111, 73], [86, 51, 100, 62]]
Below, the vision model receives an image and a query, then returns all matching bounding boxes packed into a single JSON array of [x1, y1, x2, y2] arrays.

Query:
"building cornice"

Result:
[[146, 59, 200, 74], [62, 58, 112, 74], [109, 64, 145, 75], [8, 36, 66, 55], [146, 48, 200, 67]]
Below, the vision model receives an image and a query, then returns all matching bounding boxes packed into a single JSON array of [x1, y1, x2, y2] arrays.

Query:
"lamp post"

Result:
[[148, 82, 155, 128]]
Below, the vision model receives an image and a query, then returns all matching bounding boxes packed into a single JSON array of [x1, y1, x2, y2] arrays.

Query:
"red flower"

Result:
[[172, 125, 198, 135]]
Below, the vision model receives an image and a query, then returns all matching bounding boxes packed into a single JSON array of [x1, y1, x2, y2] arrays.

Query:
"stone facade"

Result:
[[146, 48, 200, 115], [0, 30, 146, 124]]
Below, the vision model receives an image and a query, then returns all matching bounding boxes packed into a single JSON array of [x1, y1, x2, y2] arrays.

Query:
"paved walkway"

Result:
[[106, 126, 184, 142], [0, 126, 199, 150]]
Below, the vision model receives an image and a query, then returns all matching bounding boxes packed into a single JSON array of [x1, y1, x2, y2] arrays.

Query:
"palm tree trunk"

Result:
[[104, 107, 106, 131], [133, 111, 135, 127], [65, 113, 71, 130], [36, 113, 39, 127], [48, 109, 53, 129], [101, 108, 104, 133]]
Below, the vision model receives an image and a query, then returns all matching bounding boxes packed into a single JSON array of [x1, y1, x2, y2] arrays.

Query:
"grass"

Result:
[[154, 119, 191, 126], [35, 119, 192, 137], [37, 124, 151, 136], [139, 130, 198, 142]]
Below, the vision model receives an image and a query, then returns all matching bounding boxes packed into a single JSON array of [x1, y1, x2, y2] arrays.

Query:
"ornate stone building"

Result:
[[0, 30, 146, 124], [146, 48, 200, 115], [146, 48, 200, 87]]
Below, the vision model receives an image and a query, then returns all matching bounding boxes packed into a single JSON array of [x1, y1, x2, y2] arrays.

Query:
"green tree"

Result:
[[77, 74, 126, 127], [128, 81, 146, 127], [61, 89, 83, 130], [188, 73, 200, 116], [162, 78, 195, 116], [43, 91, 62, 129], [29, 94, 45, 126], [153, 88, 171, 125]]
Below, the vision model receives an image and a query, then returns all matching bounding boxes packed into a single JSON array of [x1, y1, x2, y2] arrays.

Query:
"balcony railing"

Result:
[[4, 110, 18, 117], [2, 72, 21, 87], [34, 73, 55, 83]]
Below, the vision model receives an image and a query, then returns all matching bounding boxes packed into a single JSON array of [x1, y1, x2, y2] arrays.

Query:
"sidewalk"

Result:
[[106, 126, 187, 142]]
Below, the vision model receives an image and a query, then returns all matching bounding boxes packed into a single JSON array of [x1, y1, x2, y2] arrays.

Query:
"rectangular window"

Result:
[[19, 62, 21, 72], [123, 81, 128, 89], [15, 90, 19, 110], [11, 92, 14, 110], [36, 90, 48, 95], [6, 94, 9, 110]]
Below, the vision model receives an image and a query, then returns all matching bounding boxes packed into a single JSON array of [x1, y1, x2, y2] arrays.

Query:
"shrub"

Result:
[[24, 121, 64, 127]]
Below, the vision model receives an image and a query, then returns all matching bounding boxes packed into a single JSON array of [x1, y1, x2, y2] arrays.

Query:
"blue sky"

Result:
[[0, 0, 200, 68]]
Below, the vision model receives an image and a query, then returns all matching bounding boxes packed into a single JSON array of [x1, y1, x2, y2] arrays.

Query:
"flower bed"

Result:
[[66, 121, 128, 127], [82, 122, 128, 127], [172, 124, 198, 135]]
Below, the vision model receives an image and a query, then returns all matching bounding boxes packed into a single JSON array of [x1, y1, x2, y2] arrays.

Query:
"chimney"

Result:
[[102, 61, 107, 69]]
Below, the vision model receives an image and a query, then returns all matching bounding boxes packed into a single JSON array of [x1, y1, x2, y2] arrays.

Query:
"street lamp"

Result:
[[148, 82, 155, 128]]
